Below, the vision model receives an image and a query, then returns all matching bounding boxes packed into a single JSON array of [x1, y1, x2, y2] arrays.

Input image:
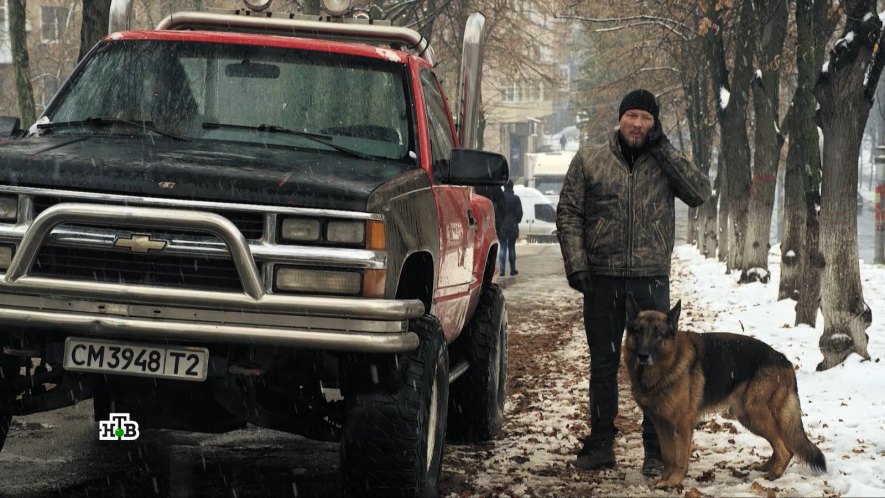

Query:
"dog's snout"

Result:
[[637, 353, 652, 365]]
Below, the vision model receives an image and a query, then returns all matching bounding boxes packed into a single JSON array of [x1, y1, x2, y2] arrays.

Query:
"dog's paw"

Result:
[[762, 470, 785, 481], [751, 459, 773, 473]]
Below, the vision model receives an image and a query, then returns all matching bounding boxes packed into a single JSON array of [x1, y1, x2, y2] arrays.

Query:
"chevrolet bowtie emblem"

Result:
[[113, 234, 168, 254]]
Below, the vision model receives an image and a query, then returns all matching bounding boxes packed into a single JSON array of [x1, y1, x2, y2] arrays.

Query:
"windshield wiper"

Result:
[[202, 122, 376, 160], [38, 117, 187, 141]]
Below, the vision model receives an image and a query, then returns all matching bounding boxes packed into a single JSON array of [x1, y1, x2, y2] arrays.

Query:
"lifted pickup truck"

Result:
[[0, 1, 508, 495]]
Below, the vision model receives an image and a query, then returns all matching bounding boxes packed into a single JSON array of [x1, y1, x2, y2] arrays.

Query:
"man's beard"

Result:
[[622, 132, 647, 149]]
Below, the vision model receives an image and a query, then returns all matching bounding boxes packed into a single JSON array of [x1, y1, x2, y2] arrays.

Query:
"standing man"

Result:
[[476, 185, 506, 243], [498, 180, 523, 277], [560, 134, 568, 151], [556, 89, 710, 475]]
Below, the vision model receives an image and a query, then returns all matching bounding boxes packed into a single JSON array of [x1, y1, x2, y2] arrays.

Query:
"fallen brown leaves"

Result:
[[750, 480, 781, 498]]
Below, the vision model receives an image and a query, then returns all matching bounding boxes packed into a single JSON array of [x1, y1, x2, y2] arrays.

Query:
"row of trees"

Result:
[[567, 0, 875, 370], [5, 0, 870, 369]]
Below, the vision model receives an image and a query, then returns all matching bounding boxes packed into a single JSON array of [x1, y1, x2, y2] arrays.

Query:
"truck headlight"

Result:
[[275, 267, 362, 295], [280, 218, 321, 242], [0, 195, 18, 222], [326, 220, 365, 244]]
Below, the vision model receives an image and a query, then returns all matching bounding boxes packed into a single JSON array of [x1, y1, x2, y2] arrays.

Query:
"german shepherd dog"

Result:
[[623, 295, 826, 488]]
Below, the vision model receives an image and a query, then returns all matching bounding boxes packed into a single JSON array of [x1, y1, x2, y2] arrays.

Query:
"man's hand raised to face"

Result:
[[646, 119, 669, 149]]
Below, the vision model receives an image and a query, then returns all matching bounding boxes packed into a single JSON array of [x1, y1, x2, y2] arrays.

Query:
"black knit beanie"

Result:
[[619, 89, 659, 120]]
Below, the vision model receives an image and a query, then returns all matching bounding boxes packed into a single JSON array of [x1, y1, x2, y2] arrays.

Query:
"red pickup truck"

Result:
[[0, 1, 508, 495]]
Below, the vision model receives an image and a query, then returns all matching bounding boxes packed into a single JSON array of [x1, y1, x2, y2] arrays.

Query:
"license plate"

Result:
[[63, 337, 208, 382]]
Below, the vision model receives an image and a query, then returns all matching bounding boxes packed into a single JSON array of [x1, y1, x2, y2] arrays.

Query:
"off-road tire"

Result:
[[447, 282, 507, 443], [0, 344, 21, 453], [340, 314, 449, 497]]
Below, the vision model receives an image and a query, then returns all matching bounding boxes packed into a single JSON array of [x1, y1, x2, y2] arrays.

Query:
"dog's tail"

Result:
[[781, 377, 827, 473]]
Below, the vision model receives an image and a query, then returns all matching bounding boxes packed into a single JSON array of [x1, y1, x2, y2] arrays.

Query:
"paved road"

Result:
[[0, 400, 341, 497]]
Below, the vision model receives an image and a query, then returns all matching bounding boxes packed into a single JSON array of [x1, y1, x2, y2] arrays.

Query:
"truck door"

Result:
[[420, 69, 474, 340]]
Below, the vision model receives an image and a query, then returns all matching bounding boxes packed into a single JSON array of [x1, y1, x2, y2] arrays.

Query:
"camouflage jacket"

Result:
[[556, 129, 711, 278]]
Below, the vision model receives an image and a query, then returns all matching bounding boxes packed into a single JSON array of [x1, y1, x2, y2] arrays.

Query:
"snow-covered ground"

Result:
[[442, 243, 885, 497]]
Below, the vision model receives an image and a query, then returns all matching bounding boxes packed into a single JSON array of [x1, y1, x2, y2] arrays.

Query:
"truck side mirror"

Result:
[[0, 116, 22, 139], [436, 148, 509, 186]]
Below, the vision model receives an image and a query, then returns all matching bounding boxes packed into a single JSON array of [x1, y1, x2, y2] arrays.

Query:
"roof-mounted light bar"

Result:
[[108, 0, 434, 64], [154, 12, 434, 64]]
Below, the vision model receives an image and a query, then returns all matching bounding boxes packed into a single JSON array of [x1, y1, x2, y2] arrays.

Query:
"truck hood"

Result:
[[0, 136, 418, 211]]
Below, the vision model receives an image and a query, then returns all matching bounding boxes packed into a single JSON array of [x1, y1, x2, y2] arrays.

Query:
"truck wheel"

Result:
[[447, 282, 506, 443], [0, 348, 21, 453], [341, 315, 448, 497]]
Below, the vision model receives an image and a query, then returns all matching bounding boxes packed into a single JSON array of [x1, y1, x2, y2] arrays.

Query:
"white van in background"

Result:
[[513, 186, 558, 243]]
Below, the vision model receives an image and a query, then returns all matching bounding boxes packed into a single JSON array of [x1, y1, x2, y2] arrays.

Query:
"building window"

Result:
[[41, 6, 69, 42], [530, 84, 540, 102], [503, 84, 515, 103]]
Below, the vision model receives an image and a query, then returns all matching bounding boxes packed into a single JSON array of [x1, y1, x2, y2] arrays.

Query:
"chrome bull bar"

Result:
[[7, 203, 264, 299], [0, 203, 423, 352]]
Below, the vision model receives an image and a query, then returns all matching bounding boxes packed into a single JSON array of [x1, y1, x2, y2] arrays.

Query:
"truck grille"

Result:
[[31, 246, 247, 292], [31, 196, 266, 240]]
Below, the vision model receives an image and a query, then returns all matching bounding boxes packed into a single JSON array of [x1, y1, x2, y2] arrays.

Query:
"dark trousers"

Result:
[[583, 275, 669, 447], [497, 234, 517, 273]]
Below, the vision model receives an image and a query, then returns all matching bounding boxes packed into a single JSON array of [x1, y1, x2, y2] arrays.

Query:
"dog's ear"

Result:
[[626, 293, 640, 323], [667, 300, 681, 334]]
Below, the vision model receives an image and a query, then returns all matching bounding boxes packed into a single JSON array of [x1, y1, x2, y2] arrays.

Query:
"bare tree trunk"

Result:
[[740, 0, 788, 284], [418, 0, 438, 42], [779, 126, 804, 300], [707, 0, 755, 272], [9, 0, 36, 127], [812, 0, 879, 370], [681, 42, 713, 249], [79, 0, 113, 61], [717, 154, 729, 263], [780, 0, 838, 304], [795, 0, 840, 324], [702, 163, 721, 258], [695, 201, 706, 249]]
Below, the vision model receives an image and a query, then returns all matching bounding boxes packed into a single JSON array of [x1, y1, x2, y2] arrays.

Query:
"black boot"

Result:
[[641, 438, 664, 476], [573, 438, 615, 470]]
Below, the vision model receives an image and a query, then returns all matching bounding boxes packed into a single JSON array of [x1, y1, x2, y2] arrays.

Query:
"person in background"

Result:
[[476, 184, 506, 246], [498, 180, 523, 277], [560, 134, 568, 151], [556, 89, 711, 476]]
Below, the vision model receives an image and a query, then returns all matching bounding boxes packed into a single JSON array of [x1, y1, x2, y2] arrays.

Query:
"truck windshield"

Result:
[[46, 40, 414, 161]]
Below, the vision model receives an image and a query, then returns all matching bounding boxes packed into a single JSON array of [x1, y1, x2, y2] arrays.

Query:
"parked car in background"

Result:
[[513, 186, 557, 243]]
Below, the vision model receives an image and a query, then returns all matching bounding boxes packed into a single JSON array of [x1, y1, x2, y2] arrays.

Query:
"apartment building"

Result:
[[480, 7, 578, 181]]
